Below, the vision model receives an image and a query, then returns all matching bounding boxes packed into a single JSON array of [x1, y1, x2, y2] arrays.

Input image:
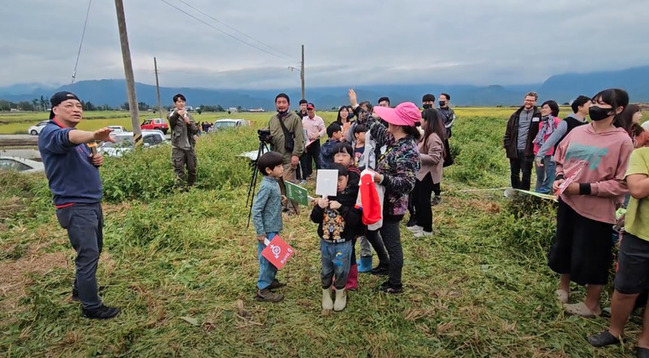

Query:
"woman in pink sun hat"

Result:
[[349, 89, 421, 294]]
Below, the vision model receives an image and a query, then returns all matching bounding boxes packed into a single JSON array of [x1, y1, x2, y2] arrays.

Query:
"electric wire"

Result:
[[71, 0, 92, 84], [159, 0, 298, 62], [173, 0, 295, 60]]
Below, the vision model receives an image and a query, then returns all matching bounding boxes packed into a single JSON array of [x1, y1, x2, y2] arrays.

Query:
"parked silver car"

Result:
[[0, 156, 44, 173], [98, 131, 167, 157]]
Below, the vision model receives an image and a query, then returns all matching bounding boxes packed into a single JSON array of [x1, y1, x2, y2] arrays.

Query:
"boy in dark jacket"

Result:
[[310, 164, 362, 312], [319, 122, 343, 169]]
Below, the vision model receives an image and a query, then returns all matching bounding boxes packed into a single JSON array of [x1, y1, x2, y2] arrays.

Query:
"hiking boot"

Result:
[[431, 195, 442, 206], [256, 288, 284, 302], [371, 263, 390, 276], [268, 279, 286, 290], [82, 304, 121, 319]]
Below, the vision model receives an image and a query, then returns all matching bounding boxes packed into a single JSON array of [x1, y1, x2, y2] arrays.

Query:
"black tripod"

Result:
[[246, 140, 270, 228]]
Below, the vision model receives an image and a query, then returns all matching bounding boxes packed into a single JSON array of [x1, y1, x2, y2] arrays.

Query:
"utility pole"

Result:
[[114, 0, 142, 147], [300, 44, 305, 100], [154, 57, 163, 120]]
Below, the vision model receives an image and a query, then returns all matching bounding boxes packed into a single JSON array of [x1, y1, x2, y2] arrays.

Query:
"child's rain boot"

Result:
[[345, 263, 358, 291], [358, 256, 373, 273], [322, 287, 333, 310], [334, 289, 347, 311]]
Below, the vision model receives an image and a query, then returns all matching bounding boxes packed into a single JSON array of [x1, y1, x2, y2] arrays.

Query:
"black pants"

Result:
[[300, 140, 321, 179], [432, 182, 441, 197], [366, 215, 404, 286], [414, 173, 434, 232], [509, 150, 533, 190]]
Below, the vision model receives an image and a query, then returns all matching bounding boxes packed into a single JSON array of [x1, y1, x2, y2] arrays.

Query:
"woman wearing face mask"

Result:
[[548, 88, 634, 317], [619, 104, 649, 148], [533, 100, 562, 194]]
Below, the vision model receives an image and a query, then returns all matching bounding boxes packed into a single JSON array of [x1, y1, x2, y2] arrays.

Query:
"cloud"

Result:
[[2, 0, 649, 89]]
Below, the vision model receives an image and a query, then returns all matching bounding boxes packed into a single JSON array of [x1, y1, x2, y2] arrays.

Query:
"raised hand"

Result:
[[93, 128, 115, 142], [348, 89, 358, 107]]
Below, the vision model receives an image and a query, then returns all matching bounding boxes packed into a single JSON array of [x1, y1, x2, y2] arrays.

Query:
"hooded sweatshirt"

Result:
[[554, 124, 634, 223]]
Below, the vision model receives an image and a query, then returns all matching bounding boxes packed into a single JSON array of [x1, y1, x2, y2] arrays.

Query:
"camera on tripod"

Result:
[[258, 128, 272, 143]]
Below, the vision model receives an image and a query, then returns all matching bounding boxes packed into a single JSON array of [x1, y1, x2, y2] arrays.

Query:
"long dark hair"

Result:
[[619, 104, 643, 137], [592, 88, 629, 127], [420, 108, 446, 153], [336, 106, 350, 124]]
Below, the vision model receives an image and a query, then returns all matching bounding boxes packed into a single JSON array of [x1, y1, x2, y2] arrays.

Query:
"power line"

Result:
[[71, 0, 93, 84], [174, 0, 296, 60], [159, 0, 298, 62]]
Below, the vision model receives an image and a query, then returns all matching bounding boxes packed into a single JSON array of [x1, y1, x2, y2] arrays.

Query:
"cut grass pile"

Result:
[[0, 111, 641, 357]]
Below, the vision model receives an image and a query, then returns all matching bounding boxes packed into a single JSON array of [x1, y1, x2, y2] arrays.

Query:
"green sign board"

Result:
[[285, 181, 309, 206]]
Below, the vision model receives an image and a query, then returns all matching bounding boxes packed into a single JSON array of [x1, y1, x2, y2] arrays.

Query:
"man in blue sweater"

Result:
[[38, 91, 120, 319]]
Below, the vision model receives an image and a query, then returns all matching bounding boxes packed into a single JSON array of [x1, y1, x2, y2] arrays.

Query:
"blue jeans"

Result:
[[56, 203, 103, 310], [320, 239, 353, 289], [257, 232, 278, 290], [535, 155, 555, 194]]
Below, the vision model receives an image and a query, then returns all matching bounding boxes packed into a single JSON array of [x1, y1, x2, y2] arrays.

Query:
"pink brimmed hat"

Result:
[[373, 102, 420, 127]]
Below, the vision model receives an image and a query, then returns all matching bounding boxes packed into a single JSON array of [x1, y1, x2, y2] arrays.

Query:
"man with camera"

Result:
[[267, 93, 305, 213], [169, 93, 199, 188]]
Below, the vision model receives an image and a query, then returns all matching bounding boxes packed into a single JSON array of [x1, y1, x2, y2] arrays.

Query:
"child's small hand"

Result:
[[281, 195, 287, 205], [317, 197, 329, 209], [329, 200, 341, 210], [257, 235, 266, 244]]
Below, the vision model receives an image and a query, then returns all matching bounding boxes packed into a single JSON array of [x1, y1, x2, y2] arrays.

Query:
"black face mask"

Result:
[[439, 101, 446, 107], [277, 109, 289, 118], [422, 104, 432, 109], [589, 106, 613, 121]]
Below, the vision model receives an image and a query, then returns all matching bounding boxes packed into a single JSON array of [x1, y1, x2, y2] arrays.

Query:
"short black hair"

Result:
[[275, 93, 290, 104], [571, 95, 591, 113], [359, 101, 373, 112], [333, 141, 354, 157], [257, 151, 283, 176], [326, 122, 342, 138], [422, 94, 435, 102], [331, 163, 348, 177], [353, 124, 367, 134], [299, 99, 308, 105], [541, 100, 560, 117], [173, 93, 186, 102], [377, 97, 390, 105], [440, 93, 450, 101]]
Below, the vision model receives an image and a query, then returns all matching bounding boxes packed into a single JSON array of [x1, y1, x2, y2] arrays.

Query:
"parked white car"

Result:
[[99, 131, 167, 157], [28, 120, 49, 135], [212, 119, 250, 131], [107, 125, 127, 133], [0, 156, 44, 173]]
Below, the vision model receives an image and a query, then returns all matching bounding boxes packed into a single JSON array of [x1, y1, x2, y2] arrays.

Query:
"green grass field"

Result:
[[0, 109, 640, 357]]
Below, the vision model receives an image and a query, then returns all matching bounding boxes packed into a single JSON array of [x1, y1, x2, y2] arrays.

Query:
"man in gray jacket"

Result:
[[168, 93, 199, 188]]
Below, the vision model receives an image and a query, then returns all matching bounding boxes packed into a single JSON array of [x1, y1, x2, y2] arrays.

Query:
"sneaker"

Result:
[[406, 225, 423, 233], [414, 230, 433, 237], [371, 264, 390, 276], [268, 279, 286, 290], [431, 195, 442, 206], [299, 180, 307, 185], [82, 304, 121, 319], [380, 281, 403, 294], [256, 288, 284, 302]]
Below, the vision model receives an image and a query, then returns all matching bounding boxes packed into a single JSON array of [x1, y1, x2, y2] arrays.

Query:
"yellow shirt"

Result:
[[625, 147, 649, 241]]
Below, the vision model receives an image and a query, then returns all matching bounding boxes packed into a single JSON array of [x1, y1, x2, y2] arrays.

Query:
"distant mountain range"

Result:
[[2, 66, 648, 108]]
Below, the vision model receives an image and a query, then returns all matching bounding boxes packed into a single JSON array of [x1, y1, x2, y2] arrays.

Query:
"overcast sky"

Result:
[[2, 0, 649, 90]]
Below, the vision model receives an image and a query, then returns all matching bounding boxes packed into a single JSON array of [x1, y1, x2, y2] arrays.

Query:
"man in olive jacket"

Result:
[[503, 91, 541, 191], [169, 93, 199, 188], [268, 93, 305, 213]]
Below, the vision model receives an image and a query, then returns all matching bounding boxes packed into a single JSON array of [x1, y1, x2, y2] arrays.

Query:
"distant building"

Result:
[[249, 107, 264, 112], [228, 107, 238, 113]]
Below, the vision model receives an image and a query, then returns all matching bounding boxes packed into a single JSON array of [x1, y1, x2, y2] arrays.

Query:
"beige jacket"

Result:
[[417, 132, 444, 183]]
